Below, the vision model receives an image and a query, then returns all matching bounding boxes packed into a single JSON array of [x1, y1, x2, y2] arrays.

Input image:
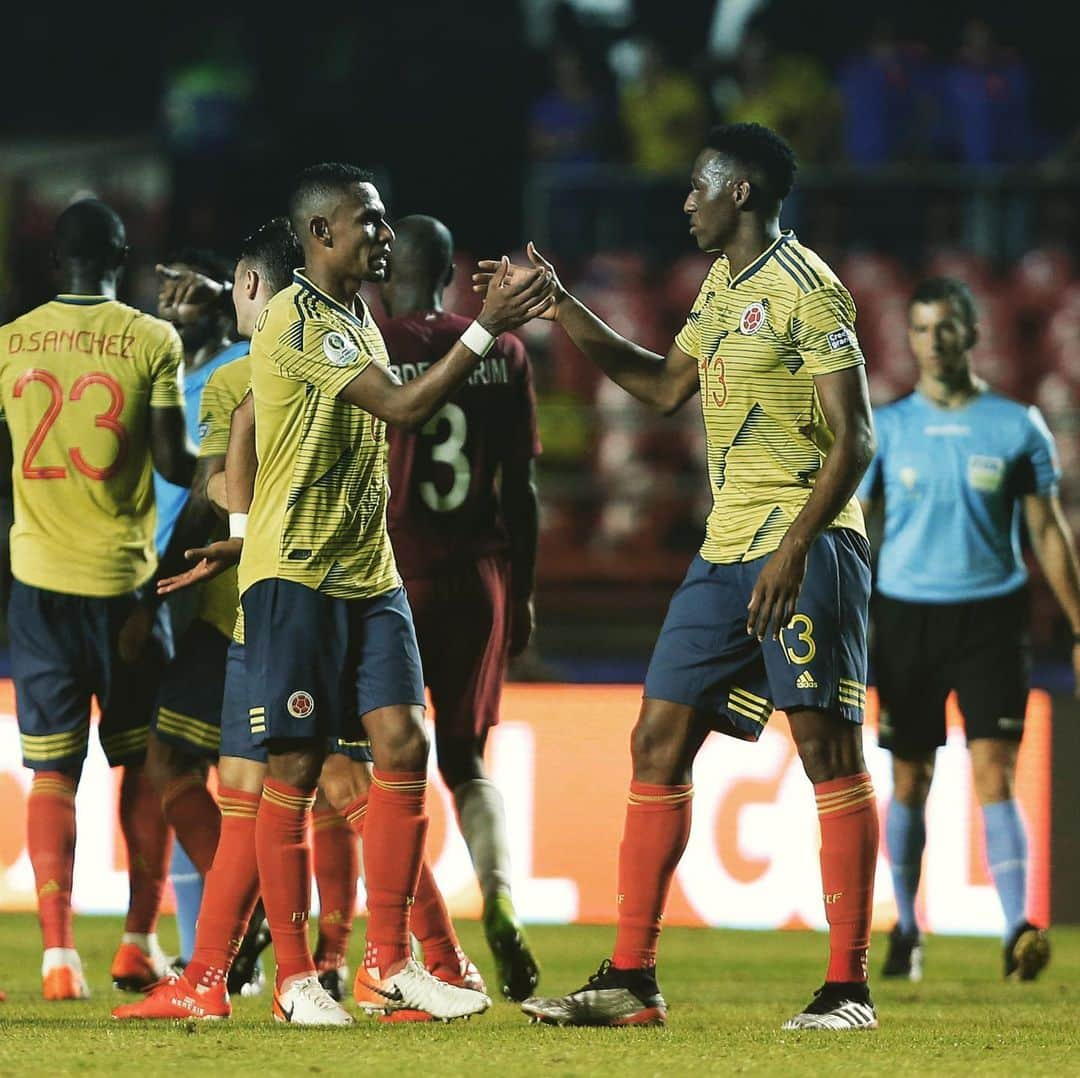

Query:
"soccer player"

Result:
[[142, 249, 244, 979], [480, 123, 881, 1030], [115, 210, 492, 1024], [240, 162, 550, 1023], [379, 214, 542, 1000], [859, 277, 1080, 982], [0, 199, 196, 999]]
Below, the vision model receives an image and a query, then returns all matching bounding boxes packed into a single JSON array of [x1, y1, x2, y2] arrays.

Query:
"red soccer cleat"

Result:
[[112, 975, 230, 1021]]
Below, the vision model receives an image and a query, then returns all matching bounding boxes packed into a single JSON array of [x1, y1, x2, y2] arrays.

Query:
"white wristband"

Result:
[[229, 513, 248, 539], [460, 320, 495, 357]]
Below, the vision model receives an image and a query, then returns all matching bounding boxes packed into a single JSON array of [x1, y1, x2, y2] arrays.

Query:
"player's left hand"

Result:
[[509, 596, 535, 657], [117, 604, 155, 664], [746, 539, 810, 641], [156, 538, 243, 595]]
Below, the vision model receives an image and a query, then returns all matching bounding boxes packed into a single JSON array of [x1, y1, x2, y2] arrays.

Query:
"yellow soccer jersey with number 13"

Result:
[[239, 271, 399, 601], [0, 294, 182, 596], [675, 232, 867, 564]]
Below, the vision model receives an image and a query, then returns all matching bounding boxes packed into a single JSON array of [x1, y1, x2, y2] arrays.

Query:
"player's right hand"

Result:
[[156, 264, 226, 325], [473, 252, 559, 331], [156, 538, 243, 595]]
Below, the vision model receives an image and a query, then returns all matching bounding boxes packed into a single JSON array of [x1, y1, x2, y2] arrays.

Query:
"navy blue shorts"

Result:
[[8, 580, 173, 769], [240, 579, 421, 749], [152, 618, 228, 759], [644, 529, 870, 741], [219, 641, 374, 764]]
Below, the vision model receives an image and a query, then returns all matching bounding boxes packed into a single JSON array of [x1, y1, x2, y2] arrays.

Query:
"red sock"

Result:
[[815, 772, 878, 983], [161, 774, 221, 876], [611, 781, 693, 970], [119, 766, 173, 934], [361, 770, 427, 973], [183, 786, 260, 988], [313, 807, 357, 970], [412, 862, 461, 971], [256, 779, 316, 987], [27, 772, 78, 950]]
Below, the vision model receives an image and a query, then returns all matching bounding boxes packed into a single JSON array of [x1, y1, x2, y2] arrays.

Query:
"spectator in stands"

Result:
[[836, 18, 936, 166], [942, 17, 1034, 165], [618, 38, 710, 176], [529, 43, 610, 169], [720, 18, 838, 164]]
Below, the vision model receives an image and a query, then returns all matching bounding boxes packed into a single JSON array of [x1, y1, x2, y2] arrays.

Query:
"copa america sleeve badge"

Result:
[[322, 330, 360, 367]]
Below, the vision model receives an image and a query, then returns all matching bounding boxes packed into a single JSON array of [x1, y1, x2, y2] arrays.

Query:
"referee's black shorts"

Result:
[[871, 587, 1031, 757]]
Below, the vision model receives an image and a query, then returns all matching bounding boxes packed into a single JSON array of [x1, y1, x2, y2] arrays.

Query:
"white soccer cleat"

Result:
[[354, 958, 491, 1020], [272, 974, 354, 1025], [782, 983, 878, 1031]]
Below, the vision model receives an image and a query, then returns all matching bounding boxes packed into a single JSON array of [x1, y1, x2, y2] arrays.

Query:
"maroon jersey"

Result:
[[383, 310, 541, 578]]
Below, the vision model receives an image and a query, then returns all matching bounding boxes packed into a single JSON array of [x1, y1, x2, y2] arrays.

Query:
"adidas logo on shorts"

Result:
[[795, 670, 818, 690]]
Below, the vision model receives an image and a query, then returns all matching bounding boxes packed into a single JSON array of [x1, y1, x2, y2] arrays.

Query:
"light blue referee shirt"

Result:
[[857, 389, 1060, 603]]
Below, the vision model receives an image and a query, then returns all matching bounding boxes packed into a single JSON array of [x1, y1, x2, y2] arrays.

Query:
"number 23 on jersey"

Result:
[[12, 367, 129, 480]]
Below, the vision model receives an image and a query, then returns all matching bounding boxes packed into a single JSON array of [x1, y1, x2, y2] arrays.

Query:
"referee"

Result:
[[858, 276, 1080, 982]]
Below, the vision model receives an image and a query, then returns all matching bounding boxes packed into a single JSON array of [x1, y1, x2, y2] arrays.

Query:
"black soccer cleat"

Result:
[[782, 981, 879, 1030], [520, 959, 666, 1027], [1004, 921, 1050, 981], [882, 923, 923, 981], [227, 903, 272, 997]]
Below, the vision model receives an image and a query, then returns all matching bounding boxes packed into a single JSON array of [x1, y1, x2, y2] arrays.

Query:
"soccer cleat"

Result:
[[882, 924, 923, 981], [520, 959, 666, 1027], [782, 982, 879, 1030], [354, 958, 491, 1020], [112, 975, 230, 1021], [483, 894, 540, 1001], [317, 963, 350, 1003], [111, 941, 172, 992], [227, 908, 272, 998], [272, 975, 353, 1026], [1004, 921, 1051, 981], [428, 947, 487, 994], [42, 948, 90, 1001]]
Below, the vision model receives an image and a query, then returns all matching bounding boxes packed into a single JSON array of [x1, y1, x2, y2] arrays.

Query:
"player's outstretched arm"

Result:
[[474, 244, 699, 415], [747, 365, 876, 640], [1024, 493, 1080, 698], [340, 258, 554, 430]]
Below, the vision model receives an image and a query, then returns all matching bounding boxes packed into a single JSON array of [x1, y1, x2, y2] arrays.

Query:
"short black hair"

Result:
[[166, 246, 236, 284], [390, 215, 454, 288], [705, 123, 798, 205], [54, 199, 126, 262], [909, 276, 978, 331], [288, 162, 374, 241], [238, 217, 302, 295]]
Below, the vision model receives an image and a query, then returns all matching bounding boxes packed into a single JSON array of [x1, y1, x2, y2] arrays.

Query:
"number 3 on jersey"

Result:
[[419, 402, 470, 512], [13, 367, 129, 480]]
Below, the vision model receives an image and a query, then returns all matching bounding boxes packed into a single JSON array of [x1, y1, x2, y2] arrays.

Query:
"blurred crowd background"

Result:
[[2, 0, 1078, 678]]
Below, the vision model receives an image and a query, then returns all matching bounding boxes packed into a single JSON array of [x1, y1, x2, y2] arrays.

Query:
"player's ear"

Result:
[[245, 269, 259, 300], [733, 179, 752, 210], [967, 321, 978, 350]]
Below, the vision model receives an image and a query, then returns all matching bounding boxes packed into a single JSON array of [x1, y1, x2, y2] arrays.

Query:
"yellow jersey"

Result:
[[674, 232, 866, 564], [194, 356, 250, 638], [0, 294, 183, 596], [239, 271, 399, 600]]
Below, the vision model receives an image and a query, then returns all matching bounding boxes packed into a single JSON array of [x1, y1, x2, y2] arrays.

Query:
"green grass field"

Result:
[[0, 914, 1076, 1076]]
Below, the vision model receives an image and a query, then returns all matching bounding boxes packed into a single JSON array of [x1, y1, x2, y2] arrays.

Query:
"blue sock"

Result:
[[170, 841, 204, 963], [886, 800, 926, 936], [982, 799, 1028, 938]]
